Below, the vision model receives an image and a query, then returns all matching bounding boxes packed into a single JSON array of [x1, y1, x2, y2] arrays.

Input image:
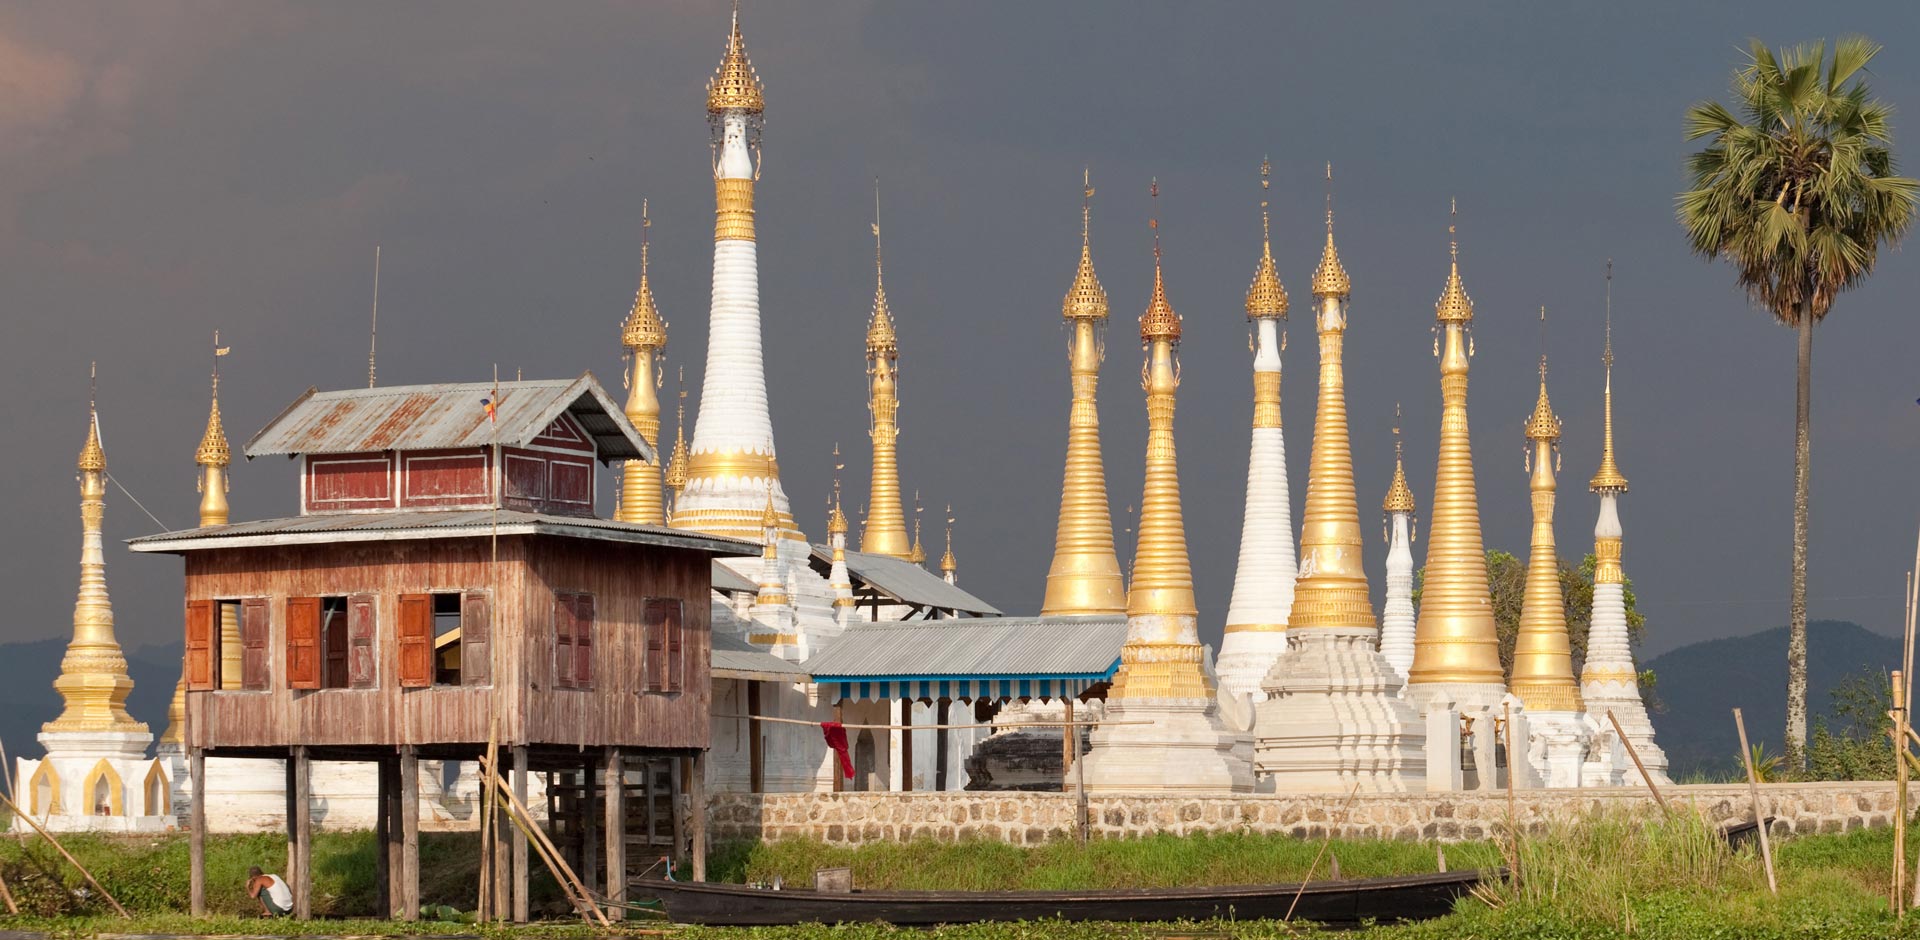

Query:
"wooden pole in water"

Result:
[[1733, 707, 1778, 896]]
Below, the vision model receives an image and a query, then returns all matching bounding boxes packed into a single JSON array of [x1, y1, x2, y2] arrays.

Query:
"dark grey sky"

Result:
[[3, 1, 1917, 667]]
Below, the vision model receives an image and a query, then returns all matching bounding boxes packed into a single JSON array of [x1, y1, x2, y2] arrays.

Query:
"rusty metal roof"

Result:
[[126, 509, 756, 556], [244, 373, 649, 463]]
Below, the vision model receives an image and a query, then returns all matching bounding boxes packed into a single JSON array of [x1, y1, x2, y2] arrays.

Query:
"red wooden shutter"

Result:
[[572, 594, 594, 689], [664, 600, 684, 692], [185, 600, 214, 690], [241, 598, 271, 690], [397, 594, 433, 688], [348, 594, 376, 689], [462, 591, 491, 686], [286, 597, 322, 690], [643, 599, 666, 692], [552, 596, 575, 689]]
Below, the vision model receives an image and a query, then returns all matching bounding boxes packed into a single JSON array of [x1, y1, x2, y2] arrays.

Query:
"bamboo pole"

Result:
[[1284, 784, 1363, 922], [481, 770, 602, 926], [0, 790, 129, 917], [478, 754, 611, 928], [0, 867, 17, 915], [1895, 670, 1908, 915], [1607, 710, 1668, 811], [1733, 708, 1778, 896], [479, 717, 498, 922], [1504, 701, 1521, 888]]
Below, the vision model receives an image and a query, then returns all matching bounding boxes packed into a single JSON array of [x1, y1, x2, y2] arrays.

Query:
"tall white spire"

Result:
[[1217, 158, 1296, 702], [674, 7, 802, 542], [1378, 405, 1417, 681]]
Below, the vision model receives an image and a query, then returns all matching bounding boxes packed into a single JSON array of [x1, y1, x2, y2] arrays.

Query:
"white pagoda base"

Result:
[[1213, 630, 1289, 704], [1405, 681, 1510, 719], [1254, 629, 1426, 793], [1075, 697, 1253, 794], [17, 729, 173, 832], [1520, 710, 1594, 789], [1583, 679, 1670, 786]]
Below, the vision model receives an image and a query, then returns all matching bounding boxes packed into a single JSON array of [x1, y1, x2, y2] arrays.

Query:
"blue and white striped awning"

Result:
[[806, 615, 1127, 703], [826, 674, 1113, 703]]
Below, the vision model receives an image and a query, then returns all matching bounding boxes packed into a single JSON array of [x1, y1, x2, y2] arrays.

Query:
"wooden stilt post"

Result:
[[1061, 698, 1076, 794], [399, 747, 419, 922], [1733, 708, 1779, 896], [747, 682, 765, 793], [375, 756, 393, 918], [581, 757, 599, 889], [604, 748, 625, 920], [291, 745, 312, 920], [671, 758, 687, 869], [511, 746, 529, 923], [189, 747, 206, 916], [690, 750, 708, 882]]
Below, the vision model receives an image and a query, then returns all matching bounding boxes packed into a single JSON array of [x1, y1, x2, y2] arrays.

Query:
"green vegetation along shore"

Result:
[[4, 810, 1920, 938]]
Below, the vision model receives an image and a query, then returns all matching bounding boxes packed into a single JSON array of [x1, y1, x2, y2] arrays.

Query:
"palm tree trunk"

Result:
[[1785, 306, 1814, 769]]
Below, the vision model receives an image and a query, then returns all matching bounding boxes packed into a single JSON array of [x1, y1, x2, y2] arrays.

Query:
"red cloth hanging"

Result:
[[820, 721, 854, 779]]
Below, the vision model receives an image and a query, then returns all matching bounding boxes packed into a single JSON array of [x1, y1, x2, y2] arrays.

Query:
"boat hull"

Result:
[[638, 870, 1488, 926]]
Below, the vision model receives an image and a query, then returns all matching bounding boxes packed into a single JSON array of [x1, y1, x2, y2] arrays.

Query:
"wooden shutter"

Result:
[[241, 598, 271, 690], [286, 597, 322, 690], [571, 594, 594, 689], [643, 599, 667, 692], [398, 594, 433, 688], [461, 591, 491, 686], [552, 596, 575, 690], [185, 600, 214, 690], [348, 594, 376, 689], [664, 600, 684, 692]]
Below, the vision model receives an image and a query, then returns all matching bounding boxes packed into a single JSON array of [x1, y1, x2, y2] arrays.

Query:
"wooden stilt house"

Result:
[[131, 375, 755, 921]]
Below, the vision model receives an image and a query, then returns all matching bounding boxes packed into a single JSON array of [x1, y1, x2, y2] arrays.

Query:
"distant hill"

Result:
[[0, 638, 184, 768], [1645, 620, 1901, 780]]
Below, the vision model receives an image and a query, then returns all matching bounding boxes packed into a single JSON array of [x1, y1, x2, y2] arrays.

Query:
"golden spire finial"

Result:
[[1384, 403, 1416, 515], [1435, 198, 1474, 323], [706, 1, 765, 115], [1063, 168, 1110, 320], [1311, 162, 1351, 298], [1245, 157, 1289, 320], [196, 334, 232, 468], [622, 200, 668, 351], [827, 443, 848, 535], [664, 367, 690, 496], [866, 181, 897, 355], [1140, 178, 1182, 342], [1525, 308, 1563, 444], [940, 504, 957, 574], [909, 491, 927, 564], [78, 362, 105, 473], [1591, 260, 1629, 493]]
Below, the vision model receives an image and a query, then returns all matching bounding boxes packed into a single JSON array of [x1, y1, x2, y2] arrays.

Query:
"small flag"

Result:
[[481, 394, 498, 424]]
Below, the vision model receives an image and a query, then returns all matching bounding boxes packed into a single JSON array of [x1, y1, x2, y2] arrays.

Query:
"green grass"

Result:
[[709, 831, 1504, 891], [6, 815, 1920, 938]]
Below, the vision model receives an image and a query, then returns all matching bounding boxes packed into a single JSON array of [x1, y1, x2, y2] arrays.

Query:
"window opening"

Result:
[[320, 597, 350, 689], [432, 593, 463, 686]]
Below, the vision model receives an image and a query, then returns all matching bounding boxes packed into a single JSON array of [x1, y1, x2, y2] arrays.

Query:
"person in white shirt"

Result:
[[246, 866, 293, 917]]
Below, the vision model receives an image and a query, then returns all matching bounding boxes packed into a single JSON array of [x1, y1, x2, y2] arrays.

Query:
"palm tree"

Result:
[[1679, 37, 1918, 767]]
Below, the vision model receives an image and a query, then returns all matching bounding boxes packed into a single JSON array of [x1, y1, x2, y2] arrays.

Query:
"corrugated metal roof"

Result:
[[810, 548, 1001, 615], [804, 615, 1125, 680], [127, 509, 758, 557], [711, 630, 811, 680], [710, 560, 759, 594], [244, 373, 649, 462]]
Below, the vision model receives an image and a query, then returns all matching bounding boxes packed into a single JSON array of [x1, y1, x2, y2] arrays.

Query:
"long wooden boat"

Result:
[[636, 869, 1491, 926]]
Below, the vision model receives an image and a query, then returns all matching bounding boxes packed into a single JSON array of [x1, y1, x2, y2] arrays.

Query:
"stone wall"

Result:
[[707, 782, 1905, 846]]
